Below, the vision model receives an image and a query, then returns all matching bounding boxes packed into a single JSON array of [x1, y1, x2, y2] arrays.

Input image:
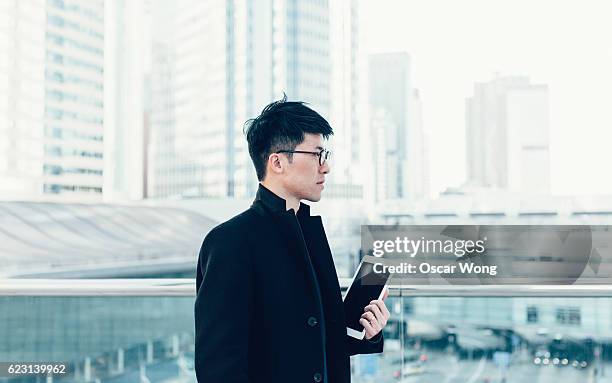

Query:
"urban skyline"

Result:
[[360, 0, 612, 197], [2, 0, 610, 203]]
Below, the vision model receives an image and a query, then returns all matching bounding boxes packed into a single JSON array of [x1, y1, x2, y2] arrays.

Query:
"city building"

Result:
[[369, 52, 428, 202], [327, 0, 363, 199], [466, 75, 550, 194], [147, 0, 335, 199], [103, 0, 147, 202], [0, 0, 106, 201]]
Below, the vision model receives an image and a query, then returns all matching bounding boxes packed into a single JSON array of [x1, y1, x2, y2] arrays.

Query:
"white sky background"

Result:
[[359, 0, 612, 197]]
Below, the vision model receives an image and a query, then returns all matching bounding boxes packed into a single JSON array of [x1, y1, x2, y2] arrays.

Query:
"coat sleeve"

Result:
[[194, 227, 253, 383], [346, 331, 384, 356]]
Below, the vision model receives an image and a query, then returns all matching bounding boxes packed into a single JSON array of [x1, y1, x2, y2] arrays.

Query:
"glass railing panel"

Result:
[[0, 295, 196, 383], [1, 281, 610, 383], [351, 296, 611, 383]]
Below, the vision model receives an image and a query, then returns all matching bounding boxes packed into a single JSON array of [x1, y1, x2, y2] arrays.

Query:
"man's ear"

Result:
[[267, 153, 284, 175]]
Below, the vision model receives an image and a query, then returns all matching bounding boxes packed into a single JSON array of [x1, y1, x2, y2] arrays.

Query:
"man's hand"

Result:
[[359, 288, 390, 339]]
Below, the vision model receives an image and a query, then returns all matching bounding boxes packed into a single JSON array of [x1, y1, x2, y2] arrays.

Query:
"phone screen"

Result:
[[343, 260, 391, 332]]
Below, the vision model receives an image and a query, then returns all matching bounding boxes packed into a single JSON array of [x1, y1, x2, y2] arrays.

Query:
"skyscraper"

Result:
[[0, 0, 46, 198], [147, 0, 333, 199], [103, 0, 146, 202], [369, 52, 428, 202], [407, 89, 429, 201], [273, 0, 331, 118], [327, 0, 364, 199], [466, 75, 550, 194], [147, 0, 254, 199], [0, 0, 106, 201]]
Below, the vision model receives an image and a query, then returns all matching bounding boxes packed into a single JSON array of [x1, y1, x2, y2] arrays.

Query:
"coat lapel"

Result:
[[299, 213, 344, 322]]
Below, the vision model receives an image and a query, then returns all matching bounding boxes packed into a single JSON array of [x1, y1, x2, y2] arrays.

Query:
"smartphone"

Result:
[[343, 255, 391, 339]]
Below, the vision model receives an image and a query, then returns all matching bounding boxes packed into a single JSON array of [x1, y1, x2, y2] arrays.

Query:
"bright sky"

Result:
[[360, 0, 612, 196]]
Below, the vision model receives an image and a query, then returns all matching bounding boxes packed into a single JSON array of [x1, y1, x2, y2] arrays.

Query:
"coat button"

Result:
[[307, 316, 318, 327], [313, 372, 322, 382]]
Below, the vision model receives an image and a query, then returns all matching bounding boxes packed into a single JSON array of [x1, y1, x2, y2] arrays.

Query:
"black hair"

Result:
[[243, 94, 333, 181]]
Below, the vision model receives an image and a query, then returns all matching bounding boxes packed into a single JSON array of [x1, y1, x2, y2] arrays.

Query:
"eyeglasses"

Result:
[[275, 149, 332, 166]]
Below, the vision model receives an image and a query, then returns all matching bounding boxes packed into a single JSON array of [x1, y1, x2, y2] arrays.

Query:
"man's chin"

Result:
[[302, 192, 322, 202]]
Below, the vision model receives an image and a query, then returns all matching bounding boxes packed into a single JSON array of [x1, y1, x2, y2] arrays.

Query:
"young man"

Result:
[[194, 97, 390, 383]]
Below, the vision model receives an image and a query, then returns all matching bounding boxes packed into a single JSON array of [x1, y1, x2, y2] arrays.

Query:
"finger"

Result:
[[371, 299, 390, 321], [365, 303, 384, 325], [360, 318, 379, 339], [383, 287, 389, 300], [361, 311, 376, 324], [360, 318, 376, 338], [361, 311, 382, 334]]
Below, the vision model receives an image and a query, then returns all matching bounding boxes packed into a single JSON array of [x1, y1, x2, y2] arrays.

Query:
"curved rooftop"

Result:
[[0, 202, 217, 278]]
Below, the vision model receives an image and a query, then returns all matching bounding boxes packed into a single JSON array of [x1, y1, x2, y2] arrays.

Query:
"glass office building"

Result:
[[0, 0, 106, 201]]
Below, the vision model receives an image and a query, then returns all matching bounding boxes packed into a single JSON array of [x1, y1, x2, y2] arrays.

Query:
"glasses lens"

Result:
[[320, 150, 331, 166]]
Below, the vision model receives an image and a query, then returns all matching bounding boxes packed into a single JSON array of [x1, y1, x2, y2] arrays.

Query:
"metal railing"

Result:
[[1, 278, 612, 296]]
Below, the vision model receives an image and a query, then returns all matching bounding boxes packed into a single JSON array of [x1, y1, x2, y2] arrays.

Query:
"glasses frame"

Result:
[[275, 149, 332, 166]]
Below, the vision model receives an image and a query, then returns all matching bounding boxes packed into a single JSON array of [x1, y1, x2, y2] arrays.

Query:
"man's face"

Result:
[[282, 133, 330, 202]]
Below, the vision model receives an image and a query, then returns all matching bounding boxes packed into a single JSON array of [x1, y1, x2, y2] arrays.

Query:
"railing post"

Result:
[[171, 334, 179, 356], [117, 347, 124, 374], [146, 340, 154, 363], [84, 357, 91, 382], [139, 364, 150, 383]]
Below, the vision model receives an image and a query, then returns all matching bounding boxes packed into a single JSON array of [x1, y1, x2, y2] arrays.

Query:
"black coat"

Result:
[[195, 184, 383, 383]]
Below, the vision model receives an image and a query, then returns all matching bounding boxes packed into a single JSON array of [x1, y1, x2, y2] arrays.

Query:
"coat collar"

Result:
[[253, 183, 312, 217]]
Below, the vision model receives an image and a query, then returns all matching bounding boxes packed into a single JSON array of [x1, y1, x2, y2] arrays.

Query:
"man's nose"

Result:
[[320, 162, 330, 174]]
